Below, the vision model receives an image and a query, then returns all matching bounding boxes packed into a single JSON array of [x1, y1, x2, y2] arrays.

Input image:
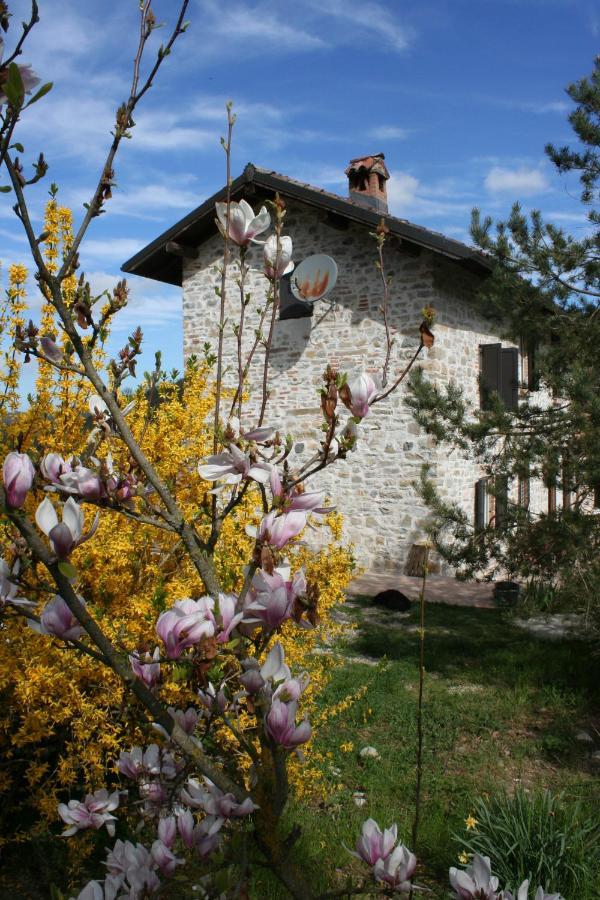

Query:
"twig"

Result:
[[57, 1, 190, 280], [410, 543, 430, 866]]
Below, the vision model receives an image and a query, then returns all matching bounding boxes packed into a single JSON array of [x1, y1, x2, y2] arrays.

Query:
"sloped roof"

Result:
[[121, 163, 492, 286]]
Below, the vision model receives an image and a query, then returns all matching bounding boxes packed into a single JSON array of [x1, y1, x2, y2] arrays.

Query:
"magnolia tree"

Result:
[[0, 3, 564, 898]]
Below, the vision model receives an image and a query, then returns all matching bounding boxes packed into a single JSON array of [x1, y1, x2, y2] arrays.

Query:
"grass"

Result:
[[251, 598, 600, 898]]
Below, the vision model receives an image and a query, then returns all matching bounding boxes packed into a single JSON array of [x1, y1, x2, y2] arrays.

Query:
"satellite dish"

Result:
[[290, 254, 338, 302]]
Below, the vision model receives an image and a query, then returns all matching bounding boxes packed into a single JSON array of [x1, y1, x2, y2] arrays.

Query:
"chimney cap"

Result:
[[345, 153, 389, 180]]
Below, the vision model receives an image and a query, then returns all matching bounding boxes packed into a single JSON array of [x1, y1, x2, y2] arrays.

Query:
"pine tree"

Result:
[[408, 58, 600, 611]]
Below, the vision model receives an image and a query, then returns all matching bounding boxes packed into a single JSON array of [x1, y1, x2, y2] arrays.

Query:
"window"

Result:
[[475, 477, 489, 529], [479, 343, 519, 410], [526, 339, 540, 391], [562, 463, 573, 511], [518, 474, 530, 510], [492, 476, 509, 529], [475, 476, 508, 529]]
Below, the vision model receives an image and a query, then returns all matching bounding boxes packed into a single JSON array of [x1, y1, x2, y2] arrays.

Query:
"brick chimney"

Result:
[[345, 153, 389, 213]]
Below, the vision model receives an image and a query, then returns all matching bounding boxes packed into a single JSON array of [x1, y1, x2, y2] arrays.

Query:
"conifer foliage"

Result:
[[408, 58, 600, 603]]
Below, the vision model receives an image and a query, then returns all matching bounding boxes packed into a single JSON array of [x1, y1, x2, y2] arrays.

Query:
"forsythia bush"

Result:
[[0, 203, 354, 850]]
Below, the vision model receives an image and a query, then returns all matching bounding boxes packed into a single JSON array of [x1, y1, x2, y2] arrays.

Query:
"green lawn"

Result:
[[252, 598, 600, 897]]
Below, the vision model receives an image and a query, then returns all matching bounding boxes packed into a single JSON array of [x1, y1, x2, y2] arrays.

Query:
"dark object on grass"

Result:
[[373, 589, 412, 612], [493, 581, 520, 607]]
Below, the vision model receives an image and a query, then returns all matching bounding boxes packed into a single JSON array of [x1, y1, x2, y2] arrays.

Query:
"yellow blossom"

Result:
[[465, 814, 478, 831]]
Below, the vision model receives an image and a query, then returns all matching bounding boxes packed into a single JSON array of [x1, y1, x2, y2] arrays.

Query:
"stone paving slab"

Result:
[[347, 572, 496, 609]]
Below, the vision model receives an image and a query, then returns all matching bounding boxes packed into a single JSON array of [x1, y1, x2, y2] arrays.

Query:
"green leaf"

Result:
[[58, 561, 78, 580], [4, 63, 25, 107], [0, 185, 12, 193], [24, 81, 53, 108], [10, 142, 24, 153]]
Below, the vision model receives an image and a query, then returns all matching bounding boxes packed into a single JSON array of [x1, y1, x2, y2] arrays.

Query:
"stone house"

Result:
[[122, 154, 548, 573]]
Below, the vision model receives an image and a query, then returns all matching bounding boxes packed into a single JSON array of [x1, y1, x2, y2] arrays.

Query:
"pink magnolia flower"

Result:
[[130, 647, 161, 689], [352, 819, 398, 866], [450, 854, 500, 900], [273, 672, 310, 702], [156, 597, 215, 660], [243, 425, 276, 443], [263, 234, 294, 279], [58, 788, 119, 837], [71, 881, 105, 900], [260, 640, 291, 683], [258, 509, 307, 549], [0, 42, 41, 105], [181, 777, 258, 818], [265, 699, 312, 749], [29, 594, 86, 642], [341, 371, 378, 418], [118, 745, 159, 780], [104, 839, 160, 895], [178, 810, 223, 856], [288, 489, 328, 512], [157, 816, 176, 850], [215, 198, 270, 246], [197, 680, 225, 711], [169, 706, 200, 735], [244, 566, 306, 630], [140, 780, 168, 807], [373, 843, 417, 893], [216, 592, 243, 643], [35, 496, 99, 558], [150, 839, 183, 876], [59, 464, 105, 500], [39, 334, 63, 363], [198, 444, 272, 486], [0, 557, 35, 609], [40, 452, 73, 484], [2, 451, 35, 508]]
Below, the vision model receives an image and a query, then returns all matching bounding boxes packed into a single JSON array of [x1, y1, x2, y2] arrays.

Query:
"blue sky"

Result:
[[2, 0, 597, 396]]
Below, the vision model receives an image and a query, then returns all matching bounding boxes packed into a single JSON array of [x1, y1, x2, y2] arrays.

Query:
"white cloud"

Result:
[[67, 182, 202, 222], [485, 165, 549, 195], [86, 270, 182, 333], [191, 0, 327, 61], [78, 238, 148, 264], [386, 171, 475, 222], [307, 0, 414, 51], [387, 172, 420, 210], [368, 126, 411, 141]]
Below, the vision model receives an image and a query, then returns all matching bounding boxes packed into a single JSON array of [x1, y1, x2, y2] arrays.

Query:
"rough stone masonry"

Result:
[[182, 197, 514, 573]]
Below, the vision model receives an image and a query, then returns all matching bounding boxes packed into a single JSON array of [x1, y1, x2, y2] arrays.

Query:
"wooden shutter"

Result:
[[518, 475, 530, 510], [480, 344, 501, 409], [494, 476, 509, 528], [527, 340, 539, 391], [500, 348, 519, 410], [480, 344, 518, 411], [475, 478, 489, 529]]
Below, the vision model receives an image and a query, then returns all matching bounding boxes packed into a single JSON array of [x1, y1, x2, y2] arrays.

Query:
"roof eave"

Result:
[[121, 164, 491, 286]]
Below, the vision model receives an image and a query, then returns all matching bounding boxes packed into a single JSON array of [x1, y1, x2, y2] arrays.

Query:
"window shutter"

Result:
[[527, 340, 539, 391], [479, 344, 518, 411], [475, 478, 488, 529], [480, 344, 501, 409], [500, 347, 519, 410], [494, 476, 509, 528]]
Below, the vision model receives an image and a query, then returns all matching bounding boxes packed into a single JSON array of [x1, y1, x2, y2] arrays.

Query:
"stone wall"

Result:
[[182, 198, 542, 572]]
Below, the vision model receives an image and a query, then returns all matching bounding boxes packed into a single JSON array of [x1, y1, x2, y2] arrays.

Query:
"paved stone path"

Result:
[[347, 572, 496, 608]]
